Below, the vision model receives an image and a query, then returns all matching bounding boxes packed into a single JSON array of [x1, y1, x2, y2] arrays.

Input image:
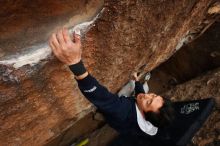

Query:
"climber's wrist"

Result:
[[69, 60, 87, 78]]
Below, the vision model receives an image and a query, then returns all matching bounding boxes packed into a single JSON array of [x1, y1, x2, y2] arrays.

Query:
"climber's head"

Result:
[[136, 93, 175, 128], [136, 93, 164, 113]]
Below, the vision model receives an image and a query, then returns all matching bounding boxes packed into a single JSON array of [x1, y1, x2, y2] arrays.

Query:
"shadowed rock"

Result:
[[0, 0, 219, 145]]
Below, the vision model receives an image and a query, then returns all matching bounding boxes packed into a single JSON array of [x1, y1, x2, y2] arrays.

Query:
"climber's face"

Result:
[[136, 93, 164, 113]]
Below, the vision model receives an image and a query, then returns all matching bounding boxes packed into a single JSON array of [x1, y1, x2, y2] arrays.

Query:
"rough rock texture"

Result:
[[162, 68, 220, 146], [87, 125, 118, 146], [0, 1, 104, 145], [84, 0, 219, 93], [0, 61, 97, 146], [148, 21, 220, 94], [0, 0, 219, 145], [0, 0, 104, 59]]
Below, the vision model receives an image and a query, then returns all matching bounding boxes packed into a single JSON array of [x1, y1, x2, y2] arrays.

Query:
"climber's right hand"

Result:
[[49, 28, 82, 65]]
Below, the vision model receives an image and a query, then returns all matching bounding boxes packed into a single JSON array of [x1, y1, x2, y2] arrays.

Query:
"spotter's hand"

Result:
[[49, 28, 82, 65]]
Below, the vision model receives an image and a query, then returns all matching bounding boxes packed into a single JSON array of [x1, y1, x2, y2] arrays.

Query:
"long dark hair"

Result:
[[144, 97, 175, 128]]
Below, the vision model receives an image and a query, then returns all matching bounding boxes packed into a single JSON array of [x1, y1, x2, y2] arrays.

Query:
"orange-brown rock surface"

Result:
[[148, 21, 220, 94], [0, 0, 219, 145]]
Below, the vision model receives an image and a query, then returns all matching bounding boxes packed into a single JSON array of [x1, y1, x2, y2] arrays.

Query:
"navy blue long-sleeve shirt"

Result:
[[75, 74, 176, 145], [76, 74, 155, 136], [76, 74, 137, 133]]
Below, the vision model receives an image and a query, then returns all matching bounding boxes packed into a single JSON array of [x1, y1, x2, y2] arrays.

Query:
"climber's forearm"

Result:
[[135, 81, 145, 96], [68, 60, 88, 80]]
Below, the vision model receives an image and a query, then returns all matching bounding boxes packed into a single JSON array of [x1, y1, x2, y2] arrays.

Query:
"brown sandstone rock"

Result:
[[0, 0, 219, 145]]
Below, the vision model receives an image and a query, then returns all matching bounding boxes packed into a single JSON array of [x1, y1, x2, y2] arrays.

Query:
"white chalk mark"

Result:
[[175, 31, 192, 51], [69, 8, 105, 36], [0, 8, 105, 69], [0, 44, 51, 68]]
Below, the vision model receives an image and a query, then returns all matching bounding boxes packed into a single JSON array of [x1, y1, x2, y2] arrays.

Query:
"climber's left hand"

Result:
[[49, 28, 82, 65]]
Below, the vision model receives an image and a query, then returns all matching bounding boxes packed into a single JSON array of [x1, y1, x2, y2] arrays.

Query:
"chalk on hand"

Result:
[[75, 28, 81, 36]]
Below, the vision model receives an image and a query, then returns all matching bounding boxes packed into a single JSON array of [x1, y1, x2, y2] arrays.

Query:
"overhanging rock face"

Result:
[[0, 0, 219, 145]]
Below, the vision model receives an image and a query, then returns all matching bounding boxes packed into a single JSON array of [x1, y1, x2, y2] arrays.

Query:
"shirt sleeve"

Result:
[[135, 81, 145, 96], [76, 74, 133, 122]]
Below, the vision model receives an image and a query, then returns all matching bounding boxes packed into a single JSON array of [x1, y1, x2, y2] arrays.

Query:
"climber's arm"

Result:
[[134, 81, 145, 96], [132, 72, 146, 96], [74, 71, 132, 122], [49, 28, 132, 121]]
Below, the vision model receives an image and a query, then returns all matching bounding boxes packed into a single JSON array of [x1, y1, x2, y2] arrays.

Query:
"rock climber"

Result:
[[49, 28, 175, 145]]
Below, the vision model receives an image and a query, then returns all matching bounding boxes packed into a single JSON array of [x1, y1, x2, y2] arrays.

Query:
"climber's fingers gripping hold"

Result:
[[49, 28, 82, 65]]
